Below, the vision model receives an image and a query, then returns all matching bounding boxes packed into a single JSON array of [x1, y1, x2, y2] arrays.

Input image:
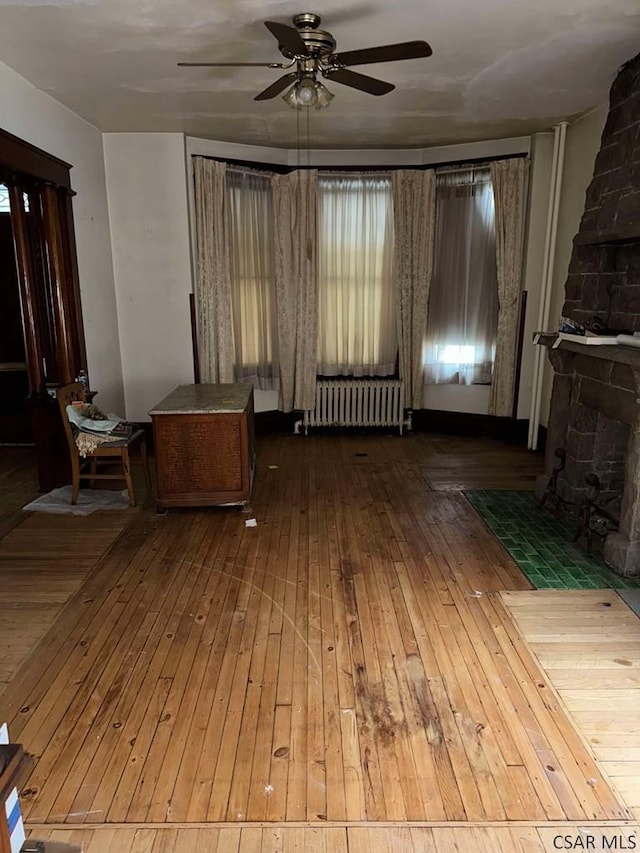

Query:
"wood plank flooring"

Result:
[[0, 432, 627, 831], [0, 445, 38, 539], [6, 431, 640, 852], [24, 821, 640, 852], [415, 432, 543, 491], [503, 589, 640, 820], [0, 447, 135, 694]]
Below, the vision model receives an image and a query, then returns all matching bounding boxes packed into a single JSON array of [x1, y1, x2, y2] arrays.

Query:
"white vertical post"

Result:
[[528, 121, 568, 450]]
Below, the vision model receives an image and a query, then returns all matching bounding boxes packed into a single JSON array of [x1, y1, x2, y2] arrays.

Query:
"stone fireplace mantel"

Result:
[[536, 332, 640, 369], [538, 333, 640, 576]]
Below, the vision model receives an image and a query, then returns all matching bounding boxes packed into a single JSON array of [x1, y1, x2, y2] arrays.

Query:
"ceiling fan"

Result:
[[178, 12, 432, 107]]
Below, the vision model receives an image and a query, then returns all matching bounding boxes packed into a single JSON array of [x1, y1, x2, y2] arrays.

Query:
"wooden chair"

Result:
[[56, 382, 151, 506]]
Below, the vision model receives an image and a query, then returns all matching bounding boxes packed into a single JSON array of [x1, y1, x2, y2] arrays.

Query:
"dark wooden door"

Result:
[[0, 212, 31, 443], [0, 128, 89, 490]]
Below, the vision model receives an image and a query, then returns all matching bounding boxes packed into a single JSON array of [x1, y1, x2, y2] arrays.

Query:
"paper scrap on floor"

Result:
[[23, 486, 129, 516]]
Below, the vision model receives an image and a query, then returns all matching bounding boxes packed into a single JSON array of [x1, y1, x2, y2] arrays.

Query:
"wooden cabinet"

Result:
[[150, 384, 255, 510]]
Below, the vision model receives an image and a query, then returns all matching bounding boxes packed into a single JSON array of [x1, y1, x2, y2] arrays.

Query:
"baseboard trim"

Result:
[[255, 410, 300, 434], [142, 405, 533, 444], [411, 409, 529, 444]]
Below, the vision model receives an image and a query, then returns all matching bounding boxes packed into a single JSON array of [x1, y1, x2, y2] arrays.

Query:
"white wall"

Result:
[[422, 384, 491, 414], [538, 106, 607, 426], [103, 133, 195, 422], [0, 61, 124, 413]]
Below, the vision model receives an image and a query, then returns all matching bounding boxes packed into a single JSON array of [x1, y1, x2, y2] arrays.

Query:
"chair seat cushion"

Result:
[[95, 428, 145, 450]]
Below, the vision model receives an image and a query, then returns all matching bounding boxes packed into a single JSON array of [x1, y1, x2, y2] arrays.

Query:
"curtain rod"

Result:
[[435, 161, 491, 175], [226, 162, 273, 177], [433, 152, 528, 174], [193, 152, 528, 175], [318, 169, 392, 178]]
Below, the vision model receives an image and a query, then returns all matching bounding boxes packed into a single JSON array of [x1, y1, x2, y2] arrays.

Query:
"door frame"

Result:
[[0, 127, 88, 489]]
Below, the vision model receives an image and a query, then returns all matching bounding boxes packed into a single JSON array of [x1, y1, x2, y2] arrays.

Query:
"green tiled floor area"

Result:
[[466, 489, 640, 590]]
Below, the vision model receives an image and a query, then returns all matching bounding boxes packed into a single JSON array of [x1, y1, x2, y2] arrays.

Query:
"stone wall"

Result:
[[563, 406, 628, 506], [562, 51, 640, 331], [542, 340, 640, 575], [543, 50, 640, 575], [547, 345, 636, 506]]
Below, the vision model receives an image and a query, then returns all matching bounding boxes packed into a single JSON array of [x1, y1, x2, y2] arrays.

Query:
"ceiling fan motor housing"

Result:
[[280, 13, 336, 59]]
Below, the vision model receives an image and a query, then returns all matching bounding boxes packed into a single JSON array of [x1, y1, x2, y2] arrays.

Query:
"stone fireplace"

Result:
[[543, 339, 640, 574], [542, 51, 640, 576]]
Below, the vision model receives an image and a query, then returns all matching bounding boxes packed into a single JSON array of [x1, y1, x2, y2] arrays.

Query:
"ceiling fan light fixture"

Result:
[[314, 80, 334, 109], [282, 83, 301, 109], [283, 75, 334, 110], [296, 75, 318, 106]]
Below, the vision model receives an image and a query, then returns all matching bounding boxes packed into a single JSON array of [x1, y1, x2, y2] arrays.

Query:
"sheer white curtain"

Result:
[[227, 168, 279, 390], [317, 173, 396, 376], [424, 168, 498, 385]]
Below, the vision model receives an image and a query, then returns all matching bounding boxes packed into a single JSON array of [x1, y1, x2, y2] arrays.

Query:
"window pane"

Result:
[[317, 175, 396, 377], [0, 185, 29, 212], [424, 169, 498, 385]]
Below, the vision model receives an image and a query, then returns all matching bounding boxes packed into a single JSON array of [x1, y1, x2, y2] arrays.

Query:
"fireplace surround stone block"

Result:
[[541, 336, 640, 576]]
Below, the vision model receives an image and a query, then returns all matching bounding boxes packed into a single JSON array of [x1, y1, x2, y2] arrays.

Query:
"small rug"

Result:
[[465, 489, 640, 590], [23, 486, 130, 516]]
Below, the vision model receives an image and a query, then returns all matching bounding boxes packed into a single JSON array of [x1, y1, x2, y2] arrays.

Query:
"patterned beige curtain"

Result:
[[193, 157, 234, 383], [272, 170, 318, 412], [227, 168, 279, 390], [392, 170, 436, 409], [489, 158, 529, 417]]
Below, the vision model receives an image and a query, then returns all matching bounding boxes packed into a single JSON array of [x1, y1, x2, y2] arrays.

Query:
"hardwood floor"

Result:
[[0, 510, 134, 693], [416, 433, 544, 491], [24, 822, 640, 852], [0, 445, 38, 538], [0, 447, 137, 695], [1, 432, 638, 849], [503, 589, 640, 820]]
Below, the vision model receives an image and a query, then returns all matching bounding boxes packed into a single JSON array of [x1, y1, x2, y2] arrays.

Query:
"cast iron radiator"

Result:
[[303, 379, 405, 435]]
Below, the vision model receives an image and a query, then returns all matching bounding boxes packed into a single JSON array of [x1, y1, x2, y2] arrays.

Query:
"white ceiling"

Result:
[[0, 0, 638, 149]]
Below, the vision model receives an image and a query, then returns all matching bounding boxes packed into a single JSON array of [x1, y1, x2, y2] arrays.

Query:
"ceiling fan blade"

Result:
[[264, 20, 309, 56], [323, 67, 394, 96], [178, 61, 286, 67], [332, 40, 432, 67], [254, 72, 298, 101]]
